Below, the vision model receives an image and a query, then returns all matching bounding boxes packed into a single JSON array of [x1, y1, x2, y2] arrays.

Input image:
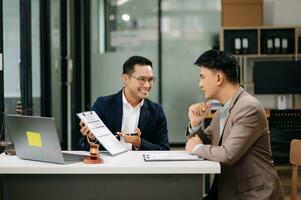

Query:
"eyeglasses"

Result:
[[128, 74, 157, 85]]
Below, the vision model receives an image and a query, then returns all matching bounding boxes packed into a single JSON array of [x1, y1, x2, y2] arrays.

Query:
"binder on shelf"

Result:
[[234, 38, 241, 54], [281, 38, 288, 54], [242, 38, 249, 54], [266, 38, 273, 54]]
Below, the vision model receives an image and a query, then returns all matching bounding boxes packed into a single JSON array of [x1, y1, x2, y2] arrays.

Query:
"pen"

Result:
[[115, 132, 138, 138], [127, 132, 138, 136]]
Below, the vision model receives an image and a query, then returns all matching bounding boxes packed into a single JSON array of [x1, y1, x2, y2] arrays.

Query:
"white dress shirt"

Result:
[[121, 90, 144, 150]]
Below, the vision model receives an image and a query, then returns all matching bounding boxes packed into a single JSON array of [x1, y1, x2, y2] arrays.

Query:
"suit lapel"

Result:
[[218, 88, 244, 145], [212, 111, 221, 146], [218, 110, 230, 145], [138, 101, 150, 133], [112, 90, 123, 132]]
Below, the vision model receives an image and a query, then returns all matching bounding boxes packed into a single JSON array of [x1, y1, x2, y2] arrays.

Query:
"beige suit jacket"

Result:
[[192, 89, 284, 200]]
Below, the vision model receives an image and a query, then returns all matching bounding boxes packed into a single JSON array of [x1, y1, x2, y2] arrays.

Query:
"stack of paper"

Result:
[[143, 151, 203, 162]]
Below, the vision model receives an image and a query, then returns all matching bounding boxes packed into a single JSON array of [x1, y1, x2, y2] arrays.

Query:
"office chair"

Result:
[[290, 139, 301, 200], [269, 109, 301, 164]]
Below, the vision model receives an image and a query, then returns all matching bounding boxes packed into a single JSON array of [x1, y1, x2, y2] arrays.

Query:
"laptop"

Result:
[[5, 114, 85, 164]]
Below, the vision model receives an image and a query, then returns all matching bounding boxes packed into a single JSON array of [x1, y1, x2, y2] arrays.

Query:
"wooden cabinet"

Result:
[[222, 0, 263, 26]]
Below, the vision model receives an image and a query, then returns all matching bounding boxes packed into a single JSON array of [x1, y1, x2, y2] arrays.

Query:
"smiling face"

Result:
[[199, 67, 220, 100], [123, 64, 154, 102]]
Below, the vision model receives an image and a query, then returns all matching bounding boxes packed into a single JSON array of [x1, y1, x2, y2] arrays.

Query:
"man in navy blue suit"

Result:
[[80, 55, 169, 150]]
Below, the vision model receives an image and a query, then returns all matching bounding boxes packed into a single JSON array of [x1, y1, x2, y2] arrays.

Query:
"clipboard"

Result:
[[77, 111, 128, 156], [143, 152, 204, 162]]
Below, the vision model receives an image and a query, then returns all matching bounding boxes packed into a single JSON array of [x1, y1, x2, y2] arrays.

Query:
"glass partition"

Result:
[[3, 0, 42, 116], [31, 0, 41, 115], [90, 0, 159, 102], [161, 0, 221, 143], [3, 0, 21, 114], [50, 0, 63, 140]]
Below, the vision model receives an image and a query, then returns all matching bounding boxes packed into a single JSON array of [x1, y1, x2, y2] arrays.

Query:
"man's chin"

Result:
[[139, 91, 149, 98], [204, 94, 212, 99]]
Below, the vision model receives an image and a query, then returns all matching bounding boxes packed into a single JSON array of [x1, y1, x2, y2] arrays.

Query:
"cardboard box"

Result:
[[222, 0, 263, 26]]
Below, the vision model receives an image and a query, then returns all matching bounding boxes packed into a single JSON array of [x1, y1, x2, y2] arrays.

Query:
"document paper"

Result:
[[143, 151, 204, 162], [77, 111, 128, 156]]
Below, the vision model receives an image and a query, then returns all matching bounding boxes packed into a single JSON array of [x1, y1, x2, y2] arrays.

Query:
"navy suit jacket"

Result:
[[80, 90, 169, 150]]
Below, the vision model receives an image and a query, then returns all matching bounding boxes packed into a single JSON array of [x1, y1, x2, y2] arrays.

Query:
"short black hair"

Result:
[[194, 49, 240, 84], [123, 55, 152, 74]]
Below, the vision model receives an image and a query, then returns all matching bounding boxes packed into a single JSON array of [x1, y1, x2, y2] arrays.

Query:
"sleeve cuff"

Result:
[[192, 144, 204, 154], [188, 123, 203, 134], [132, 143, 140, 150]]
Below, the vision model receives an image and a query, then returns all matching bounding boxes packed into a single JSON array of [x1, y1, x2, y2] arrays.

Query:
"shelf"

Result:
[[220, 26, 300, 56], [222, 25, 301, 30], [232, 54, 296, 58], [245, 54, 296, 58], [259, 25, 301, 29], [233, 54, 259, 57], [221, 26, 261, 30]]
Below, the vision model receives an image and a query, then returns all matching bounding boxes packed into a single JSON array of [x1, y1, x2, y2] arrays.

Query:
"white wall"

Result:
[[264, 0, 301, 26]]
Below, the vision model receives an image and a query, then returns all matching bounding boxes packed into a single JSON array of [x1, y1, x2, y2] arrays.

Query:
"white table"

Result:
[[0, 151, 220, 200]]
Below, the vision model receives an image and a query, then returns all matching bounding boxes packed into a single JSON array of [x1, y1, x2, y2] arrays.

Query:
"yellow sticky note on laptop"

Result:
[[26, 131, 43, 147]]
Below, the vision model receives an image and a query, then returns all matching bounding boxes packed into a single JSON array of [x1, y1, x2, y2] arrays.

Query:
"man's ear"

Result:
[[122, 74, 128, 85], [217, 73, 224, 86]]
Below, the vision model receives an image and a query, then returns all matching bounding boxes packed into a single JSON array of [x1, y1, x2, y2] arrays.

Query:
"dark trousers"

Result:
[[203, 176, 218, 200]]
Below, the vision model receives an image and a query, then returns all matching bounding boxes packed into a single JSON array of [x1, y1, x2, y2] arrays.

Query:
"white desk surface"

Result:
[[0, 151, 220, 175]]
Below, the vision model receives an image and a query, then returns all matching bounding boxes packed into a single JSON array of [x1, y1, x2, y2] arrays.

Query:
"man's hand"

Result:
[[188, 102, 211, 127], [185, 134, 203, 154], [117, 127, 142, 149], [79, 121, 96, 142]]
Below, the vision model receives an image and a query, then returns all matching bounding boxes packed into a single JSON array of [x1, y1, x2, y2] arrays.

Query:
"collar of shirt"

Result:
[[122, 89, 144, 110], [219, 98, 231, 136], [220, 99, 231, 113]]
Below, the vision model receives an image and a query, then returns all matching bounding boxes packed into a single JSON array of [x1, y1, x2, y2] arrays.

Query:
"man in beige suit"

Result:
[[185, 50, 284, 200]]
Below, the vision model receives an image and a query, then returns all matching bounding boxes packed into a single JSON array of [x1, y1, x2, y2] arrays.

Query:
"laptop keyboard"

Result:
[[62, 153, 85, 162]]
